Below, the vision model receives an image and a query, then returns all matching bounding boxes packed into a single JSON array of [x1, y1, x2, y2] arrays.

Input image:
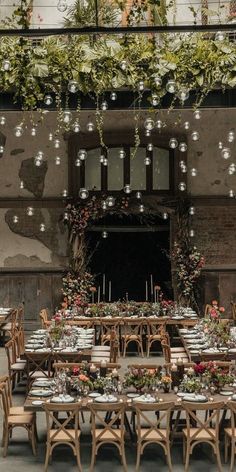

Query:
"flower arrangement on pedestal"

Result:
[[62, 271, 95, 309]]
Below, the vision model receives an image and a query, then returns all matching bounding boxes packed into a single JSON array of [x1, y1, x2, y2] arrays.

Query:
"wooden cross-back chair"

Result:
[[0, 375, 25, 416], [146, 320, 165, 357], [101, 319, 121, 356], [182, 401, 224, 471], [88, 402, 127, 472], [225, 400, 236, 471], [121, 319, 144, 357], [43, 402, 82, 472], [1, 308, 18, 340], [39, 309, 49, 329], [230, 302, 236, 323], [5, 338, 26, 391], [24, 351, 52, 391], [134, 401, 174, 471], [0, 382, 37, 457]]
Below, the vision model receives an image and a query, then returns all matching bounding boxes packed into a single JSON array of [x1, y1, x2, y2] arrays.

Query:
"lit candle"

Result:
[[102, 274, 106, 298], [112, 368, 118, 377], [98, 286, 100, 303], [177, 357, 183, 365], [171, 363, 178, 372], [145, 281, 148, 301], [90, 363, 97, 373], [101, 359, 107, 367], [92, 292, 94, 304], [109, 281, 111, 302]]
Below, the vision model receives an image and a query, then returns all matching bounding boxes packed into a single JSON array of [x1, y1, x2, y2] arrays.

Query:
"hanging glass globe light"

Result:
[[189, 206, 195, 215], [55, 156, 61, 166], [179, 142, 188, 152], [139, 204, 145, 213], [48, 133, 53, 141], [228, 163, 236, 175], [37, 151, 44, 160], [102, 231, 108, 238], [0, 146, 4, 153], [229, 189, 235, 198], [72, 121, 80, 133], [119, 149, 126, 159], [144, 157, 151, 166], [156, 120, 162, 129], [221, 147, 231, 159], [153, 75, 162, 87], [106, 196, 115, 207], [178, 182, 186, 191], [124, 184, 131, 194], [218, 141, 223, 149], [184, 121, 190, 130], [169, 138, 178, 149], [191, 168, 197, 177], [181, 164, 187, 173], [103, 158, 108, 166], [136, 191, 142, 199], [44, 94, 53, 106], [191, 131, 199, 141], [151, 94, 158, 106], [2, 59, 10, 71], [194, 109, 201, 120], [63, 110, 72, 124], [75, 158, 81, 167], [100, 155, 105, 164], [34, 157, 42, 167], [215, 31, 225, 41], [144, 118, 155, 131], [14, 125, 23, 137], [79, 188, 89, 199], [68, 80, 79, 93], [20, 180, 24, 189], [101, 200, 107, 210], [0, 116, 6, 125], [138, 80, 144, 91], [77, 149, 87, 160], [62, 189, 68, 197], [86, 122, 94, 132], [179, 160, 186, 168], [13, 215, 19, 224], [64, 211, 69, 220], [166, 79, 176, 93], [57, 0, 67, 12], [163, 212, 168, 220], [101, 100, 108, 111], [40, 223, 46, 232], [228, 130, 235, 143], [31, 127, 37, 137], [110, 91, 117, 101], [145, 129, 151, 137], [120, 60, 127, 70], [147, 143, 153, 151], [177, 88, 189, 101], [27, 207, 34, 216], [54, 139, 60, 149], [189, 229, 195, 237]]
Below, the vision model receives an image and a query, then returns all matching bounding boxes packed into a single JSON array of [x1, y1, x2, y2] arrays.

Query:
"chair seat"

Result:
[[122, 335, 141, 340], [183, 428, 216, 440], [49, 429, 81, 442], [170, 347, 186, 352], [8, 414, 34, 425], [139, 428, 168, 441], [1, 323, 12, 331], [95, 428, 122, 441], [11, 363, 26, 371], [146, 335, 161, 340], [225, 427, 236, 438], [10, 406, 26, 415], [16, 358, 26, 365]]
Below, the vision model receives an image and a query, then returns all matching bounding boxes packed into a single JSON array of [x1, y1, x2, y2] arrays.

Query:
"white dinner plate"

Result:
[[183, 394, 207, 402], [33, 380, 52, 388], [219, 391, 234, 396], [95, 395, 118, 403], [30, 389, 53, 397], [127, 393, 141, 398], [32, 400, 43, 406], [51, 396, 75, 403], [134, 395, 156, 403], [88, 392, 102, 398]]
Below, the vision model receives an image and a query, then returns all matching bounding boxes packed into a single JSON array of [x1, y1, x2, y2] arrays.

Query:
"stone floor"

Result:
[[0, 344, 231, 471]]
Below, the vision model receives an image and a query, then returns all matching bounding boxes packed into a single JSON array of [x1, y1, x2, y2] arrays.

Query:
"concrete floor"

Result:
[[0, 346, 231, 471]]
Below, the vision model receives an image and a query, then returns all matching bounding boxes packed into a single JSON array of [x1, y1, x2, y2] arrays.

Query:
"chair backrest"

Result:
[[14, 330, 25, 358], [5, 338, 17, 370], [73, 320, 93, 328], [0, 382, 10, 418], [89, 402, 125, 442], [161, 340, 171, 363], [24, 351, 52, 387], [39, 309, 49, 329], [123, 319, 143, 336], [0, 376, 12, 408], [101, 319, 121, 336], [182, 401, 224, 441], [147, 320, 166, 337], [134, 401, 174, 442], [43, 402, 80, 442]]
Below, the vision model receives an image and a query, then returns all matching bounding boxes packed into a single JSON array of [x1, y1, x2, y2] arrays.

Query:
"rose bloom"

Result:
[[79, 374, 89, 382], [211, 300, 218, 306], [219, 307, 225, 313], [73, 367, 80, 375]]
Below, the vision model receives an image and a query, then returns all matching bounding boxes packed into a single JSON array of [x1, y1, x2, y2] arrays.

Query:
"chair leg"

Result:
[[166, 443, 173, 472], [147, 341, 150, 358], [3, 428, 9, 457], [139, 341, 144, 358], [225, 435, 229, 463], [230, 440, 235, 472], [184, 443, 190, 471], [215, 445, 223, 472], [136, 442, 141, 471], [89, 443, 96, 472], [44, 442, 51, 472], [75, 441, 82, 472], [31, 424, 37, 456], [121, 444, 127, 472], [123, 340, 127, 358]]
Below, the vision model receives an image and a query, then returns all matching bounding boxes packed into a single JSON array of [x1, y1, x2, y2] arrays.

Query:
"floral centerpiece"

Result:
[[48, 313, 65, 346], [123, 367, 160, 392], [161, 375, 172, 393], [179, 375, 202, 394], [200, 317, 231, 348], [208, 300, 225, 320]]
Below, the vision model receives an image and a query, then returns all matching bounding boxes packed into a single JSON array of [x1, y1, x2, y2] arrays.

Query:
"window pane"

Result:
[[130, 148, 146, 190], [85, 148, 101, 190], [108, 148, 123, 190], [153, 147, 169, 190]]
